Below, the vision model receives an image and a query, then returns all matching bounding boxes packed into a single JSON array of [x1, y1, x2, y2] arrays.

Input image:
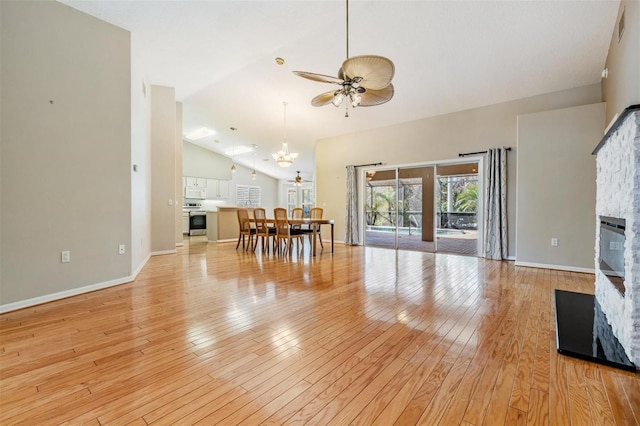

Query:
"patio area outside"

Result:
[[364, 228, 478, 256]]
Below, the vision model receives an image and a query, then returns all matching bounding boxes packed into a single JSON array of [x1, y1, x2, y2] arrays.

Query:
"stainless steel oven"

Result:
[[189, 211, 207, 236]]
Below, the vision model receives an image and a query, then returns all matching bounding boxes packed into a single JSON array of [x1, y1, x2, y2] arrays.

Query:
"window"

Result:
[[287, 189, 297, 216], [236, 185, 261, 207], [301, 188, 314, 217]]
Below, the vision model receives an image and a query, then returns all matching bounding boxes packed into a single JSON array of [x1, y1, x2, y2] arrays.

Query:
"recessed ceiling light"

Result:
[[185, 127, 215, 141], [275, 57, 285, 65]]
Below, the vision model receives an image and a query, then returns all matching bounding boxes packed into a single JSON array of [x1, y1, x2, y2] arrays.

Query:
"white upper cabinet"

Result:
[[185, 177, 207, 188], [206, 178, 229, 199]]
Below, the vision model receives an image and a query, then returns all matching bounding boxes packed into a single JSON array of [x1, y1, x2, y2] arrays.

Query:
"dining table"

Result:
[[251, 217, 334, 256]]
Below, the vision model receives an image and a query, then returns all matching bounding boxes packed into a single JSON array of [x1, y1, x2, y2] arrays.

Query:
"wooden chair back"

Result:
[[253, 208, 269, 234], [291, 207, 303, 230], [237, 208, 252, 232], [310, 207, 323, 220], [274, 208, 288, 221]]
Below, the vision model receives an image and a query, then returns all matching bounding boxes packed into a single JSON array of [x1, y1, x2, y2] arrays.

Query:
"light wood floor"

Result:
[[1, 238, 639, 425]]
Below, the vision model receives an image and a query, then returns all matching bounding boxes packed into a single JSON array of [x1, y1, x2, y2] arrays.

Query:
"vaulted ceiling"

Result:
[[60, 0, 620, 181]]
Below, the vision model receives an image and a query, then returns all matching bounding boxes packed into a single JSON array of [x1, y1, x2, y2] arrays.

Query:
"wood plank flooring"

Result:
[[1, 238, 638, 425]]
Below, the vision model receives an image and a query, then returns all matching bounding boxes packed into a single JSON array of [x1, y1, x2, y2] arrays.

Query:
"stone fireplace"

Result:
[[593, 105, 640, 366]]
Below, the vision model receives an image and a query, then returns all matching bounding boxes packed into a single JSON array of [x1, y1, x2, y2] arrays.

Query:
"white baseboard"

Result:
[[132, 253, 152, 280], [175, 243, 184, 247], [0, 275, 134, 314], [0, 249, 176, 314], [150, 249, 177, 256], [514, 261, 595, 274]]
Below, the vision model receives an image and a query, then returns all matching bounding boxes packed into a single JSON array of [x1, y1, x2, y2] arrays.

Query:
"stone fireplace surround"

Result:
[[593, 104, 640, 366], [554, 105, 639, 371]]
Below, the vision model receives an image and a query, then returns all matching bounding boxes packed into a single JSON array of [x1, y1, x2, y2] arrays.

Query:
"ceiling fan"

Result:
[[287, 171, 308, 186], [293, 0, 394, 116]]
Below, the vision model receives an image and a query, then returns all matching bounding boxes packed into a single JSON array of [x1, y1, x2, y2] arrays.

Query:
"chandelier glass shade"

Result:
[[272, 142, 298, 167], [272, 102, 298, 167]]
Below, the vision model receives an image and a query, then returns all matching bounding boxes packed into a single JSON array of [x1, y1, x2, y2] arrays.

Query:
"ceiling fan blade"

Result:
[[293, 71, 343, 85], [359, 84, 394, 107], [311, 91, 337, 107], [342, 55, 395, 90]]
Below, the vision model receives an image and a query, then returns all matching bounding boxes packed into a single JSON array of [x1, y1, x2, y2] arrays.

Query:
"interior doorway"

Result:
[[363, 160, 480, 256]]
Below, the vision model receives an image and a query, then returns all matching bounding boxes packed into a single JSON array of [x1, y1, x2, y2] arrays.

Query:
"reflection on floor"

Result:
[[365, 230, 478, 256]]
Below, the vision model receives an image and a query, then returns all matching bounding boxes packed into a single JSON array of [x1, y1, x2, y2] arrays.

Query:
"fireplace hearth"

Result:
[[555, 104, 640, 370], [555, 290, 635, 371]]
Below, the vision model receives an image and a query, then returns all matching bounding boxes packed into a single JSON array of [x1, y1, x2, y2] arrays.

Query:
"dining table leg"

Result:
[[330, 223, 334, 253], [312, 223, 317, 256]]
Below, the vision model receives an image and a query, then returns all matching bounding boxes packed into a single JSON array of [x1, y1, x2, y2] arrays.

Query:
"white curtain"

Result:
[[484, 148, 508, 259], [345, 165, 359, 245]]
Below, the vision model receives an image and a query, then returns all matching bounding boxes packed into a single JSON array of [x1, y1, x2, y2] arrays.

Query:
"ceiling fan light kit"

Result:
[[293, 0, 395, 115]]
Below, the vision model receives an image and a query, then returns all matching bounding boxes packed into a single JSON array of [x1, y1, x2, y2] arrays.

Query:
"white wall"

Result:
[[316, 84, 601, 258], [516, 103, 605, 271], [130, 33, 152, 275], [1, 1, 131, 307], [183, 141, 279, 212], [183, 141, 232, 180]]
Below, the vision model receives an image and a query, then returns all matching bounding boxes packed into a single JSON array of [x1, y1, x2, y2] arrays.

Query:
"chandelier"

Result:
[[272, 102, 298, 167]]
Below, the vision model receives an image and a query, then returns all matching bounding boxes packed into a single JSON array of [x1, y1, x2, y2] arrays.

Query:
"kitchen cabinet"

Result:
[[206, 179, 229, 199], [182, 213, 189, 234], [185, 176, 207, 188]]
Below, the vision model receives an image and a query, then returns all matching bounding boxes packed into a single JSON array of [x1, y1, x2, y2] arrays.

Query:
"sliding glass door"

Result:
[[435, 163, 479, 256], [364, 168, 398, 249], [364, 161, 480, 256], [364, 166, 435, 253]]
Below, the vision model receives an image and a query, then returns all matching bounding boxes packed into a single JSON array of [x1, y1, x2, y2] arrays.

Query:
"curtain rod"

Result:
[[347, 162, 383, 168], [458, 147, 511, 157]]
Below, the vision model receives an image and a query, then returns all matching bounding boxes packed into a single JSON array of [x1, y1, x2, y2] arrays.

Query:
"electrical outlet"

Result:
[[61, 251, 71, 263], [118, 244, 126, 255], [551, 238, 559, 247]]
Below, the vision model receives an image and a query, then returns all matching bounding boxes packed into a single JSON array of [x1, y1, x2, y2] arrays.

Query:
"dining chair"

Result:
[[236, 208, 256, 251], [299, 207, 324, 249], [274, 208, 304, 256], [291, 207, 304, 230], [253, 208, 276, 253]]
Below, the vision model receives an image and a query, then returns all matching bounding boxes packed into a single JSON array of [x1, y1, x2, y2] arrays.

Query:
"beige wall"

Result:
[[602, 0, 640, 124], [316, 84, 601, 258], [175, 103, 184, 246], [516, 103, 605, 271], [1, 1, 131, 306], [150, 86, 177, 253]]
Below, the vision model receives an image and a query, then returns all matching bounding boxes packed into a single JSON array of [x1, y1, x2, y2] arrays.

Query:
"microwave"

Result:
[[184, 187, 205, 199]]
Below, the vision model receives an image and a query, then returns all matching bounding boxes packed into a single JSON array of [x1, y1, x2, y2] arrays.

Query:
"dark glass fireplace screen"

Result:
[[599, 216, 626, 295]]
